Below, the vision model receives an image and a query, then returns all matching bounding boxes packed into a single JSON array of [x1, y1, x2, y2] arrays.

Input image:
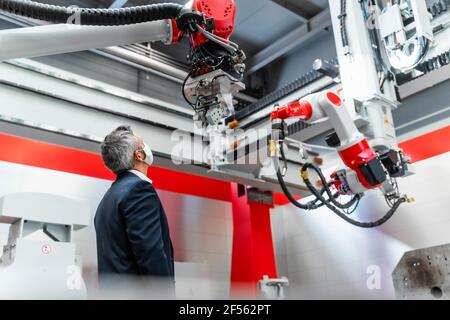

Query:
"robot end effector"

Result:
[[270, 91, 412, 198], [173, 0, 247, 127]]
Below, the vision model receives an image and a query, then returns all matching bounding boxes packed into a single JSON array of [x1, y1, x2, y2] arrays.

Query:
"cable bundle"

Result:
[[275, 140, 406, 228]]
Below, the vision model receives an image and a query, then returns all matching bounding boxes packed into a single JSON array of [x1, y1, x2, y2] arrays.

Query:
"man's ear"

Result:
[[134, 149, 143, 161]]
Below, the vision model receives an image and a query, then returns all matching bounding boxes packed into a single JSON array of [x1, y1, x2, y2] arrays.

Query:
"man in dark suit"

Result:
[[95, 126, 174, 293]]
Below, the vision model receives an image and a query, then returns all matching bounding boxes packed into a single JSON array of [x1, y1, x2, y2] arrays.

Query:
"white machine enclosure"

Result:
[[329, 0, 399, 152], [0, 192, 90, 299]]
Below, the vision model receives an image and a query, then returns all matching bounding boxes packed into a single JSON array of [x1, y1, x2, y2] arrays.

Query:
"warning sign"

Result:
[[41, 244, 52, 255]]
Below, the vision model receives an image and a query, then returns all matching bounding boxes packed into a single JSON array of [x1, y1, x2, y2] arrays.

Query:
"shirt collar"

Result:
[[128, 170, 153, 184]]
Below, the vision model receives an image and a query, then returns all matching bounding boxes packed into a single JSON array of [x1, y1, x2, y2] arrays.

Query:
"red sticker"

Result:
[[41, 244, 52, 255]]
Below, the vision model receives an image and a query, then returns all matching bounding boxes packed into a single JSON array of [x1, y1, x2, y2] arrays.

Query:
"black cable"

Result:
[[276, 168, 322, 210], [279, 141, 288, 177], [379, 74, 387, 91], [307, 182, 340, 210], [182, 70, 197, 112], [384, 178, 399, 208], [275, 145, 337, 211], [274, 143, 406, 228], [339, 0, 349, 48], [0, 1, 183, 26], [302, 162, 359, 209], [303, 171, 406, 228], [343, 196, 360, 215]]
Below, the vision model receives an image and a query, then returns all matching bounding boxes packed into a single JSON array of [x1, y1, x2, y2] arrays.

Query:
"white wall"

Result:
[[0, 160, 233, 299], [271, 152, 450, 299], [160, 190, 233, 299]]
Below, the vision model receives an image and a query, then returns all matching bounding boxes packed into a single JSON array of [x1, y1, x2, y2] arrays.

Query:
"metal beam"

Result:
[[245, 8, 332, 75], [398, 64, 450, 99], [0, 59, 201, 158]]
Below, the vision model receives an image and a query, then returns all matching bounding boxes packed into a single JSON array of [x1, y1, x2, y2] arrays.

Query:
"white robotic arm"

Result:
[[0, 20, 174, 61], [267, 0, 435, 228]]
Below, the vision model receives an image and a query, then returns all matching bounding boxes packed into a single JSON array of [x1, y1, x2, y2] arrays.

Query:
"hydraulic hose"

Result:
[[303, 169, 406, 228], [276, 168, 318, 210], [275, 168, 338, 211], [300, 163, 406, 228], [339, 0, 349, 48], [274, 140, 339, 210], [0, 0, 183, 26], [302, 163, 359, 210], [276, 138, 357, 210], [272, 123, 405, 228], [274, 147, 405, 228]]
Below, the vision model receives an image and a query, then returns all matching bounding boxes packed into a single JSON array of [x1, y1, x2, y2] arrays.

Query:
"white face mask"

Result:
[[141, 142, 154, 166]]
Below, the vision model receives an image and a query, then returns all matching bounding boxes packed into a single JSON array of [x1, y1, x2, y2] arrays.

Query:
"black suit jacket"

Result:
[[94, 171, 174, 280]]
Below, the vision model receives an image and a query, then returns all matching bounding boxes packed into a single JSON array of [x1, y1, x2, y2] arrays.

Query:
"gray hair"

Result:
[[101, 126, 140, 174]]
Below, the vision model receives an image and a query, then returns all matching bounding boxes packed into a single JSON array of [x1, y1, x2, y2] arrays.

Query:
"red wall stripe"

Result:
[[399, 125, 450, 163], [0, 133, 116, 180], [148, 166, 231, 202], [1, 125, 448, 199], [273, 192, 301, 206], [0, 133, 231, 202]]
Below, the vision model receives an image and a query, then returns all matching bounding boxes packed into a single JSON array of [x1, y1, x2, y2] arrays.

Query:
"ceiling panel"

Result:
[[233, 0, 303, 55], [309, 0, 329, 9], [272, 0, 316, 19]]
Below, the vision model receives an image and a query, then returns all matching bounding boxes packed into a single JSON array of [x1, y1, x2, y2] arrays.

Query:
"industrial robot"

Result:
[[0, 0, 445, 228]]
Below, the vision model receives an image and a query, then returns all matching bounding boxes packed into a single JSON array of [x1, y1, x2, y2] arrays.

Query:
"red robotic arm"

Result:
[[191, 0, 236, 47], [171, 0, 236, 47], [172, 0, 246, 126], [271, 91, 387, 194], [270, 100, 313, 121]]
